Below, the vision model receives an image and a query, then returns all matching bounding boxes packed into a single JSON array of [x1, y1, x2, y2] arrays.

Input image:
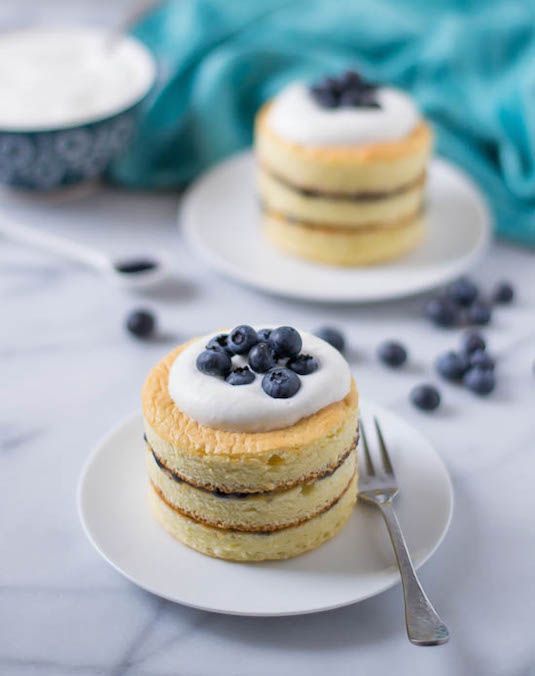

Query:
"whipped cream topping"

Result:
[[0, 28, 154, 130], [267, 82, 420, 146], [168, 330, 351, 433]]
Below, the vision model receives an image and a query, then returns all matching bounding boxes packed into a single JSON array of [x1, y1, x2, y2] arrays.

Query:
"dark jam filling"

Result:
[[115, 258, 158, 274]]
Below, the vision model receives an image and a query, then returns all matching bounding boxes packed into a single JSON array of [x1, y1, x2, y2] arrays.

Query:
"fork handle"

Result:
[[378, 501, 450, 646]]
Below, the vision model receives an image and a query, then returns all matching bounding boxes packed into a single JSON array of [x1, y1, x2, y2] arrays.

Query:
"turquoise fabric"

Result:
[[109, 0, 535, 246]]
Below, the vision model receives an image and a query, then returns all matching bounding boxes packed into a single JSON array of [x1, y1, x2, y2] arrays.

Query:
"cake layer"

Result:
[[149, 474, 357, 561], [142, 344, 358, 493], [147, 445, 357, 531], [264, 211, 425, 266], [255, 103, 432, 194], [145, 408, 356, 493], [258, 166, 425, 228]]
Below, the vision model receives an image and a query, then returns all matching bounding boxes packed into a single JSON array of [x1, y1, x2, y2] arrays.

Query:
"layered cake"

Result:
[[255, 71, 433, 266], [142, 325, 359, 561]]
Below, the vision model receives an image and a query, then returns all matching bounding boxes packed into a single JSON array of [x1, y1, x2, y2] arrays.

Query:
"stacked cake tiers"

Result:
[[142, 325, 359, 561], [255, 71, 433, 266]]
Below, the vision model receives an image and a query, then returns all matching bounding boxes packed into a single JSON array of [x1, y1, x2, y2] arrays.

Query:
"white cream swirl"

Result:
[[267, 82, 420, 146], [168, 330, 351, 433]]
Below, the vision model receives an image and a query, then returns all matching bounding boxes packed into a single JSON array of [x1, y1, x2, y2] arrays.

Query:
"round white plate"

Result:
[[180, 151, 490, 303], [78, 401, 453, 617]]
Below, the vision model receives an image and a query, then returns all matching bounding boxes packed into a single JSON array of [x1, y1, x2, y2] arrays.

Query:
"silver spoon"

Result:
[[0, 219, 167, 289]]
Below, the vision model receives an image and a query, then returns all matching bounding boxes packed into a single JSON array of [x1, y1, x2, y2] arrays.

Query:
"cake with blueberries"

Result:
[[255, 70, 433, 266], [142, 325, 359, 561]]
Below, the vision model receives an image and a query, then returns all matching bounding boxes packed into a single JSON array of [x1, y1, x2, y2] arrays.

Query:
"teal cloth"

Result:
[[110, 0, 535, 246]]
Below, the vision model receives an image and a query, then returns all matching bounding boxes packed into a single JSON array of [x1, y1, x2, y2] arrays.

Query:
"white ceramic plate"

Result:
[[180, 151, 490, 303], [78, 401, 453, 617]]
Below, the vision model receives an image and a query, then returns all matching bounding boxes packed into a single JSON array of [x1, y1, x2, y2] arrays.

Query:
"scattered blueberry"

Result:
[[469, 349, 495, 371], [196, 349, 232, 377], [256, 328, 272, 342], [424, 297, 459, 328], [269, 326, 302, 358], [262, 367, 301, 399], [248, 342, 277, 373], [460, 331, 486, 355], [206, 333, 233, 355], [410, 384, 441, 411], [378, 341, 408, 368], [464, 367, 495, 395], [288, 353, 319, 375], [493, 281, 514, 304], [228, 325, 258, 354], [314, 326, 345, 352], [226, 366, 255, 386], [467, 301, 492, 326], [435, 351, 469, 381], [446, 276, 479, 307], [126, 309, 156, 339]]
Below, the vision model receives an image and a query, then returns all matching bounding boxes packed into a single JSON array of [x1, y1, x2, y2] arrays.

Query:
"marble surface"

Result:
[[2, 4, 535, 674], [1, 179, 535, 676]]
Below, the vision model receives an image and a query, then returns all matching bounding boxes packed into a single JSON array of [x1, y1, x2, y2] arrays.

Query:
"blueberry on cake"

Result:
[[255, 71, 433, 266], [142, 325, 359, 561]]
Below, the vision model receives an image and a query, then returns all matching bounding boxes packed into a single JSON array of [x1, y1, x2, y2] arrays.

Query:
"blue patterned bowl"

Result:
[[0, 34, 155, 191]]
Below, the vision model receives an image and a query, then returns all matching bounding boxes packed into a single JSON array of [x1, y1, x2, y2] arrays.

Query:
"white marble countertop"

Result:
[[1, 181, 535, 676]]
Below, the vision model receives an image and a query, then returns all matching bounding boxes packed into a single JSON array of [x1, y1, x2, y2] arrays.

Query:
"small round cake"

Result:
[[142, 325, 359, 561], [255, 71, 433, 266]]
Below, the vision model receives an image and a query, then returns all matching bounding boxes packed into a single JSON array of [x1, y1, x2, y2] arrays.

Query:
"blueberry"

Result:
[[435, 351, 469, 381], [378, 341, 408, 368], [350, 89, 380, 108], [228, 325, 258, 354], [410, 384, 441, 411], [467, 301, 492, 326], [340, 70, 363, 89], [206, 333, 232, 355], [310, 86, 338, 108], [196, 349, 232, 377], [424, 297, 459, 327], [248, 342, 276, 373], [460, 331, 486, 355], [256, 328, 272, 342], [464, 367, 495, 395], [287, 353, 319, 375], [262, 367, 301, 398], [493, 281, 514, 304], [446, 276, 479, 307], [339, 89, 365, 107], [314, 326, 345, 352], [269, 326, 302, 358], [469, 349, 495, 371], [226, 366, 255, 386], [126, 309, 156, 338], [324, 76, 343, 95]]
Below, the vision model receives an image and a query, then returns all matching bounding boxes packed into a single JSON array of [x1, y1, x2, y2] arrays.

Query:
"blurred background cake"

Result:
[[255, 71, 433, 266], [142, 325, 359, 561]]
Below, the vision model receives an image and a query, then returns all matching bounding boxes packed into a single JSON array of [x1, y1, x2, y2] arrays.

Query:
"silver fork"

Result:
[[359, 417, 450, 646]]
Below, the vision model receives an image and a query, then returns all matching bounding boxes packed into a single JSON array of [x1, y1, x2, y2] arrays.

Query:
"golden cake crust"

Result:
[[256, 102, 433, 163], [142, 343, 358, 458]]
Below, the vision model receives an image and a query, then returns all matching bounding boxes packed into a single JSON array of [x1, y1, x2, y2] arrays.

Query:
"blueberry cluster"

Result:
[[310, 70, 380, 110], [424, 278, 514, 329], [436, 331, 496, 395], [196, 325, 319, 398]]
